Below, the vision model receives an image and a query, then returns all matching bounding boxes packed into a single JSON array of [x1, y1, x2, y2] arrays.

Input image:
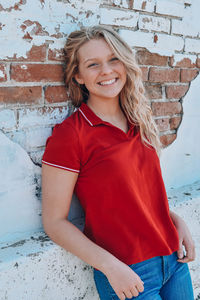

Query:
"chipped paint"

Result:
[[172, 54, 197, 66], [0, 70, 5, 78], [0, 0, 100, 60], [0, 0, 200, 298]]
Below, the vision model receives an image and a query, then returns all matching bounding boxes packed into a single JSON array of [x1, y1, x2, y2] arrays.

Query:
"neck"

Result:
[[87, 96, 122, 118]]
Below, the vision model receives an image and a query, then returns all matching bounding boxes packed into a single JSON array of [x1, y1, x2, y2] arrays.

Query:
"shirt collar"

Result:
[[78, 102, 106, 126], [78, 102, 135, 130]]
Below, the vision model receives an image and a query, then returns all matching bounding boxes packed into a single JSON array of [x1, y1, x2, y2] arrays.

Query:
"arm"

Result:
[[42, 164, 144, 300], [169, 210, 195, 263]]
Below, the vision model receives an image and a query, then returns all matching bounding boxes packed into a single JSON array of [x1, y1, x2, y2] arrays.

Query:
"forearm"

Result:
[[169, 209, 184, 226], [44, 218, 120, 275]]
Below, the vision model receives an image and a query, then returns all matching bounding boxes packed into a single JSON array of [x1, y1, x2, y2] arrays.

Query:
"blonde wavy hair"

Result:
[[64, 25, 161, 155]]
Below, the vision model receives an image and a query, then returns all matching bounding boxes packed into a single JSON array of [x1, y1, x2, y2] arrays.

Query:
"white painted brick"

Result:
[[5, 130, 27, 150], [172, 19, 199, 37], [18, 106, 69, 129], [0, 110, 16, 129], [119, 29, 154, 49], [100, 8, 139, 27], [156, 0, 185, 17], [101, 0, 129, 8], [139, 15, 170, 33], [152, 33, 184, 54], [170, 53, 197, 66], [121, 0, 129, 9], [185, 38, 200, 54], [26, 127, 52, 149], [133, 0, 155, 12]]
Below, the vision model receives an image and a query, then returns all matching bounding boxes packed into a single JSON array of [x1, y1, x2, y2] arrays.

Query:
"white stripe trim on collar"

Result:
[[79, 108, 93, 126]]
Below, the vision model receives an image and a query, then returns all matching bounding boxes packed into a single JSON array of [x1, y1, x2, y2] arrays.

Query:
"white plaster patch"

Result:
[[100, 8, 139, 27], [151, 33, 184, 56], [172, 0, 200, 37], [18, 106, 69, 129], [120, 29, 154, 49], [156, 0, 185, 17], [185, 38, 200, 54], [26, 127, 52, 149], [0, 70, 5, 78], [0, 131, 42, 243], [139, 14, 170, 33], [171, 53, 197, 66], [161, 74, 200, 189], [0, 110, 16, 130], [120, 29, 184, 56], [172, 19, 199, 37]]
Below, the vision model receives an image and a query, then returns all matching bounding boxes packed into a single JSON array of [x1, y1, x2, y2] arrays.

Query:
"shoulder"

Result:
[[52, 108, 81, 138]]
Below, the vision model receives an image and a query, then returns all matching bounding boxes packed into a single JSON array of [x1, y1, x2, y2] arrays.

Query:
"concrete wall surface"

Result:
[[0, 182, 199, 300], [0, 0, 200, 299]]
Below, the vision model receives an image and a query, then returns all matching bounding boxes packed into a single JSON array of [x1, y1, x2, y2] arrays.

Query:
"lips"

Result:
[[98, 78, 117, 86]]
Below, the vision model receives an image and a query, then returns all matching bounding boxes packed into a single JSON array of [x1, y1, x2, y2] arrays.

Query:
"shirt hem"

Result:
[[42, 160, 80, 173]]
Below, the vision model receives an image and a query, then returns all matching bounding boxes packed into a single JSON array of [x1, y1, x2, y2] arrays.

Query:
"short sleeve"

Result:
[[42, 121, 81, 173]]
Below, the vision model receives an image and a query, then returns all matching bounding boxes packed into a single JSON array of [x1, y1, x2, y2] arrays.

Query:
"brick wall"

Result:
[[0, 0, 200, 165]]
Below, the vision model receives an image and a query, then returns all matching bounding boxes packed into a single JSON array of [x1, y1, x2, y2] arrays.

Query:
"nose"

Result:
[[100, 62, 113, 75]]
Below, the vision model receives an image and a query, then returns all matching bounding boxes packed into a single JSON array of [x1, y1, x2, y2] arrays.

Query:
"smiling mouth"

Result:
[[98, 78, 118, 86]]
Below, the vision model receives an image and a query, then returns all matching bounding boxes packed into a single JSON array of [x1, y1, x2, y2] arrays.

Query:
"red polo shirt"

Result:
[[42, 102, 179, 265]]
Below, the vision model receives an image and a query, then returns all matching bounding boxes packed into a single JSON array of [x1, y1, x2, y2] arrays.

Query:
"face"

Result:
[[75, 38, 127, 103]]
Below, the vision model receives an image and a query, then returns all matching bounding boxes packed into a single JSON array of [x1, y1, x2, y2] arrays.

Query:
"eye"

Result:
[[110, 57, 119, 62], [87, 63, 98, 68]]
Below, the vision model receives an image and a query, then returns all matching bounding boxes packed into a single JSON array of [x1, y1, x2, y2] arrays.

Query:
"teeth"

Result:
[[99, 79, 116, 86]]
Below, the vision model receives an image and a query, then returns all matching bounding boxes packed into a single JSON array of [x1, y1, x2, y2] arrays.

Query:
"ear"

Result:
[[74, 73, 84, 85]]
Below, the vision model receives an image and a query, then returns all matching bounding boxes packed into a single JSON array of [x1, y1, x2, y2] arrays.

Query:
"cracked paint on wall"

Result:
[[0, 0, 100, 60]]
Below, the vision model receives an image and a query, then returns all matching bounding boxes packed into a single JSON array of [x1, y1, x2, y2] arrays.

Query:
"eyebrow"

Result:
[[83, 53, 115, 64]]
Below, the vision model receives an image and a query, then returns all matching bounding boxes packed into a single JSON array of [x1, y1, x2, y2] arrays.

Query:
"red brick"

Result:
[[197, 57, 200, 68], [48, 48, 65, 61], [152, 102, 182, 117], [0, 45, 46, 62], [166, 85, 189, 99], [45, 86, 68, 103], [0, 86, 42, 104], [160, 133, 177, 147], [155, 118, 170, 132], [169, 116, 182, 130], [145, 84, 162, 99], [25, 45, 47, 62], [180, 69, 199, 82], [140, 66, 148, 81], [169, 57, 196, 68], [149, 67, 180, 83], [11, 64, 64, 82], [136, 50, 168, 66], [0, 64, 7, 82]]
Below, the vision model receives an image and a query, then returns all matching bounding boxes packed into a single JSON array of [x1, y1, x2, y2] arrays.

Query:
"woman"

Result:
[[42, 25, 195, 300]]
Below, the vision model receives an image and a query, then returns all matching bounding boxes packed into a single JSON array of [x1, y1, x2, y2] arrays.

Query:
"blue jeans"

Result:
[[93, 252, 194, 300]]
